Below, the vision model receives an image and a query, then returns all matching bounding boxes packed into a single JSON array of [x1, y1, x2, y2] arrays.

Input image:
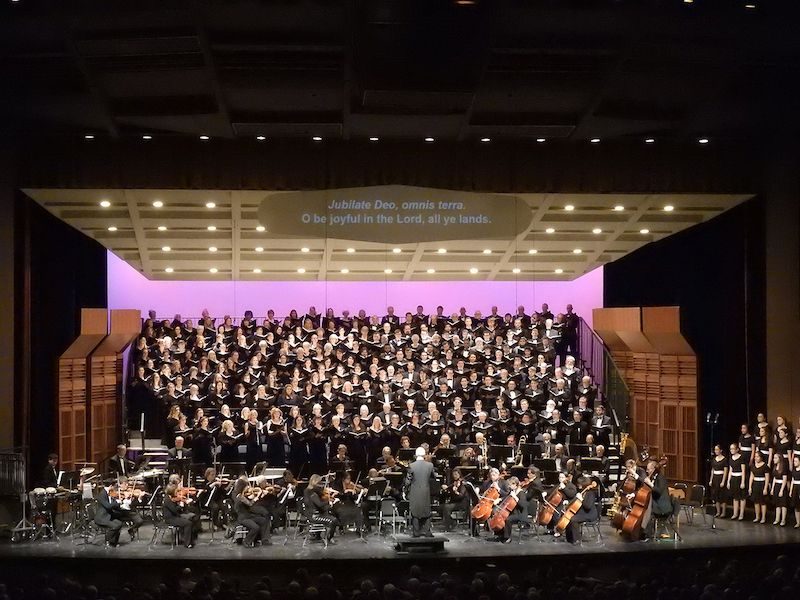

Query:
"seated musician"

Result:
[[438, 467, 469, 532], [563, 475, 598, 544], [108, 444, 135, 478], [231, 476, 271, 547], [494, 476, 527, 544], [168, 436, 193, 461], [196, 467, 228, 530], [94, 480, 141, 546], [331, 444, 354, 474], [303, 474, 340, 544], [643, 459, 679, 532], [553, 444, 569, 473], [332, 472, 365, 537], [541, 471, 577, 535], [163, 481, 198, 548], [479, 467, 509, 530]]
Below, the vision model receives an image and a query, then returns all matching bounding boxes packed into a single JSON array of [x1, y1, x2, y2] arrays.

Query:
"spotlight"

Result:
[[206, 202, 216, 208], [142, 135, 152, 140], [664, 205, 674, 211], [645, 138, 655, 144], [393, 248, 402, 253], [369, 137, 379, 142], [545, 228, 555, 234], [253, 269, 261, 273], [84, 134, 95, 140], [573, 249, 582, 254], [207, 225, 216, 231], [480, 138, 491, 143], [107, 226, 117, 231], [528, 249, 537, 254], [640, 229, 650, 234], [256, 136, 266, 141], [555, 269, 563, 274], [438, 248, 447, 254], [298, 268, 306, 273], [158, 226, 167, 231], [590, 138, 600, 144], [565, 205, 574, 211], [209, 247, 217, 252], [301, 247, 310, 252], [384, 269, 392, 274], [592, 228, 602, 234], [698, 137, 709, 144], [614, 206, 625, 211], [199, 135, 209, 140], [312, 136, 323, 141], [483, 249, 492, 254], [424, 137, 434, 143], [341, 269, 349, 274], [162, 246, 171, 252], [347, 248, 355, 253], [536, 138, 546, 143], [255, 247, 264, 252]]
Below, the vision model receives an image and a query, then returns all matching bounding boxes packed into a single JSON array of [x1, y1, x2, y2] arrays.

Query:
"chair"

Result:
[[672, 482, 688, 500], [653, 496, 683, 541], [297, 498, 328, 548], [378, 498, 406, 537], [515, 499, 543, 543], [681, 484, 706, 525], [579, 493, 604, 544], [79, 502, 108, 546], [148, 490, 180, 549]]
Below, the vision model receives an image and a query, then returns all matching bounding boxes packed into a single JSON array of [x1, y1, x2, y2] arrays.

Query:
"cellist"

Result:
[[475, 468, 509, 535], [492, 476, 526, 544], [541, 471, 577, 536], [562, 475, 598, 544]]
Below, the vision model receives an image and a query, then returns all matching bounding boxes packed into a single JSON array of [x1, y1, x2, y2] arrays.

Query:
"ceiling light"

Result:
[[107, 226, 117, 231], [255, 247, 264, 252], [369, 137, 379, 142], [528, 249, 537, 254], [256, 226, 265, 232], [545, 228, 555, 234], [480, 138, 491, 143], [483, 249, 492, 254], [698, 137, 709, 144], [536, 138, 546, 143], [512, 268, 521, 274], [684, 0, 693, 3], [393, 248, 402, 253], [645, 138, 655, 144], [341, 269, 349, 274], [84, 134, 94, 140], [152, 200, 163, 208], [162, 246, 171, 252], [593, 228, 602, 234], [199, 135, 209, 140], [207, 225, 216, 231], [640, 229, 650, 234], [564, 205, 574, 211], [424, 137, 434, 143], [165, 268, 174, 273], [158, 226, 167, 231], [555, 269, 563, 274], [384, 268, 392, 274], [253, 269, 261, 273], [142, 135, 152, 140], [745, 3, 755, 7], [256, 136, 266, 141], [438, 248, 447, 254], [99, 200, 111, 207], [209, 268, 218, 273], [347, 248, 355, 253], [298, 268, 306, 274], [427, 269, 435, 273], [301, 247, 310, 252], [312, 136, 323, 142], [590, 138, 600, 144], [206, 202, 216, 208], [573, 249, 582, 254], [470, 268, 478, 274], [614, 205, 625, 211], [209, 247, 217, 252], [664, 205, 674, 211]]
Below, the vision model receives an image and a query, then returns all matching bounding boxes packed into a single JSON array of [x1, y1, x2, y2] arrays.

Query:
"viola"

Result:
[[471, 484, 500, 522], [555, 481, 597, 532]]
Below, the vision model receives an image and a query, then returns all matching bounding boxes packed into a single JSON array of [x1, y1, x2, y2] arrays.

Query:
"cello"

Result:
[[555, 480, 597, 532], [488, 476, 535, 532], [538, 485, 564, 526], [612, 455, 667, 540], [471, 485, 500, 522]]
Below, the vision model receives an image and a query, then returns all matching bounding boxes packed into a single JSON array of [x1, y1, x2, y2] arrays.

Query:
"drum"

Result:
[[29, 488, 49, 511]]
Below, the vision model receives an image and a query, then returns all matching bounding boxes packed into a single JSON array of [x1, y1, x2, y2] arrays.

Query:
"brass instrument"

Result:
[[608, 432, 628, 519], [514, 434, 527, 467]]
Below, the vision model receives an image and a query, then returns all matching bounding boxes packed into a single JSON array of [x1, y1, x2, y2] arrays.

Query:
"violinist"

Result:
[[197, 467, 230, 530], [163, 481, 198, 548], [562, 475, 598, 545], [303, 473, 339, 544], [94, 482, 126, 547], [232, 477, 271, 547], [332, 472, 365, 537], [438, 467, 468, 532], [114, 477, 146, 537], [519, 466, 545, 517]]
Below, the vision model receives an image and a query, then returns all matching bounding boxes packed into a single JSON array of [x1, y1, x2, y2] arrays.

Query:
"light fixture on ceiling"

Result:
[[341, 269, 349, 274], [536, 138, 546, 143], [301, 247, 310, 252], [555, 269, 563, 274], [298, 268, 306, 273], [480, 138, 491, 143], [590, 138, 600, 144], [199, 135, 209, 140], [209, 247, 217, 252], [427, 269, 436, 273], [393, 248, 402, 253], [645, 138, 655, 144], [162, 246, 171, 252], [256, 136, 266, 141], [158, 226, 167, 231], [424, 137, 434, 143], [565, 205, 574, 211], [347, 248, 355, 253], [745, 3, 755, 8], [255, 247, 264, 252], [369, 137, 379, 142], [206, 202, 216, 208], [165, 268, 173, 273], [640, 229, 650, 234], [614, 205, 625, 211], [698, 137, 709, 144], [593, 228, 602, 234], [152, 200, 163, 207], [529, 249, 537, 254], [573, 249, 582, 254], [384, 268, 392, 274], [209, 268, 218, 273], [545, 228, 555, 233], [483, 249, 492, 254], [253, 269, 261, 273], [312, 136, 323, 142], [142, 135, 152, 140], [438, 248, 447, 253], [107, 226, 117, 231], [99, 200, 111, 207], [84, 134, 94, 140], [256, 226, 265, 231], [470, 268, 478, 274], [513, 268, 521, 274], [664, 205, 674, 211], [207, 225, 216, 231]]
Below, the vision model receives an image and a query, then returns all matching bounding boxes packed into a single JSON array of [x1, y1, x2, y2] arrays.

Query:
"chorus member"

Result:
[[739, 423, 756, 465], [217, 420, 240, 463], [244, 409, 266, 470], [770, 454, 789, 526], [404, 447, 437, 537], [265, 407, 287, 467], [288, 415, 309, 477], [709, 444, 729, 518], [726, 443, 747, 521], [748, 451, 770, 524], [790, 454, 800, 529]]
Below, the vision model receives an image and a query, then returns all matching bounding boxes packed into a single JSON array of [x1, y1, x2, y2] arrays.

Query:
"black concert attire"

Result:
[[564, 486, 598, 544], [303, 484, 339, 542], [332, 479, 365, 535], [94, 487, 125, 545], [750, 462, 770, 504], [234, 491, 271, 546], [709, 455, 729, 504], [439, 478, 469, 532], [218, 431, 241, 463], [108, 454, 135, 478], [288, 425, 309, 478], [728, 453, 747, 500], [162, 494, 198, 548], [771, 463, 789, 508]]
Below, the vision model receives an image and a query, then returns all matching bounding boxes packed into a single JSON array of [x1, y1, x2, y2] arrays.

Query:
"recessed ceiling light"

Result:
[[427, 269, 435, 273], [209, 247, 217, 252], [645, 138, 655, 144], [209, 268, 218, 273], [253, 269, 261, 273], [545, 228, 555, 234], [698, 137, 709, 144], [483, 249, 492, 254], [301, 247, 310, 252], [684, 0, 693, 3], [424, 137, 434, 143], [256, 226, 265, 232], [255, 247, 264, 252], [256, 136, 266, 141], [393, 248, 402, 253], [745, 3, 755, 8], [536, 138, 546, 143], [84, 134, 95, 140], [142, 135, 152, 140], [590, 138, 600, 144], [593, 228, 602, 234], [512, 268, 521, 274], [165, 268, 173, 273], [207, 225, 216, 231], [158, 226, 167, 231], [529, 249, 537, 254], [152, 200, 163, 207], [312, 136, 323, 142], [480, 138, 491, 143], [438, 248, 447, 254], [664, 205, 674, 211], [614, 205, 625, 211], [206, 202, 216, 208], [341, 269, 349, 274], [162, 246, 171, 252], [347, 248, 355, 253], [199, 135, 209, 140], [470, 268, 478, 274], [298, 268, 306, 274], [573, 249, 582, 254], [99, 200, 111, 207], [565, 205, 574, 211], [107, 226, 117, 231], [555, 269, 563, 274], [384, 268, 392, 274], [640, 229, 650, 234], [369, 137, 379, 142]]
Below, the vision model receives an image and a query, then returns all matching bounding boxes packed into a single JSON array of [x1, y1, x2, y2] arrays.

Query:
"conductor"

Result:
[[403, 446, 436, 538]]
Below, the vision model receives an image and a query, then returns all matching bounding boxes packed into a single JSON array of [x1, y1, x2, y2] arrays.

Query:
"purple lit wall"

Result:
[[107, 250, 603, 327]]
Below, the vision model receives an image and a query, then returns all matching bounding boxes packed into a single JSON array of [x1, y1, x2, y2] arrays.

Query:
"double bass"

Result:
[[612, 454, 668, 540]]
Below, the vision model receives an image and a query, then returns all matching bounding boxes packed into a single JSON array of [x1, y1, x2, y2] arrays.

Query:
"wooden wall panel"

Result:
[[110, 309, 142, 334], [80, 308, 107, 335], [642, 307, 696, 355]]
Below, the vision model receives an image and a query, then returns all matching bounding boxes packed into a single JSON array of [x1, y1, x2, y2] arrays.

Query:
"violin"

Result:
[[172, 486, 198, 505], [555, 481, 598, 532]]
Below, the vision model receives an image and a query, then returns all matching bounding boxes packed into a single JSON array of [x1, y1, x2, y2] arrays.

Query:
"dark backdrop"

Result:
[[603, 196, 766, 470]]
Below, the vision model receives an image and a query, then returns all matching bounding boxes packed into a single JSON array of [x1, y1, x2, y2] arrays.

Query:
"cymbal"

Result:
[[80, 467, 96, 476]]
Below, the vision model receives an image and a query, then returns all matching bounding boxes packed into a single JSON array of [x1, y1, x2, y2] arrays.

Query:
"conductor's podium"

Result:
[[394, 534, 449, 554]]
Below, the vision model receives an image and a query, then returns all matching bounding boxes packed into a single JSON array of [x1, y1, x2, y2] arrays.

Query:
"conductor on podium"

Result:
[[403, 446, 436, 538]]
